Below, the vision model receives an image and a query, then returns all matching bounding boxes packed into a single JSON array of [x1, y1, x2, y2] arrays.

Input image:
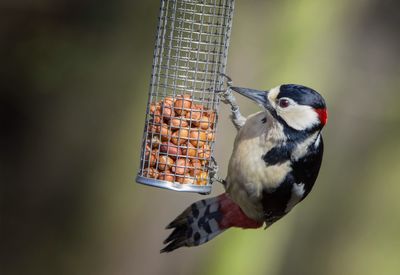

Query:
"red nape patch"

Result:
[[315, 108, 328, 126], [217, 194, 263, 230]]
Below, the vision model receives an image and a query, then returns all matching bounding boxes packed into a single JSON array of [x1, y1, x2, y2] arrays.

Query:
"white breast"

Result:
[[225, 111, 292, 221]]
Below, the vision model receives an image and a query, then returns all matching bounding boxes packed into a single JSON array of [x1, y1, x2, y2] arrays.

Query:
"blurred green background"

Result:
[[2, 0, 400, 275]]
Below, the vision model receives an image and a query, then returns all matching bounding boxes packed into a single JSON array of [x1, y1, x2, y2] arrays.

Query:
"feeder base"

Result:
[[136, 175, 211, 195]]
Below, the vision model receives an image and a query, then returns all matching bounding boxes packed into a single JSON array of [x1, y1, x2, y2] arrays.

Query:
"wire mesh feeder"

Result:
[[136, 0, 235, 194]]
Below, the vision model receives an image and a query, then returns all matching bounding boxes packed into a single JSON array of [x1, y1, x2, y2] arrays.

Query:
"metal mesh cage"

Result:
[[136, 0, 235, 194]]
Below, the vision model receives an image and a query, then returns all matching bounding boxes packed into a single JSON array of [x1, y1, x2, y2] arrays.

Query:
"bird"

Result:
[[161, 84, 328, 253]]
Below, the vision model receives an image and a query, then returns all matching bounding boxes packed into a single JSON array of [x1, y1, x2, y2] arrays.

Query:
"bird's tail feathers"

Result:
[[161, 193, 262, 253]]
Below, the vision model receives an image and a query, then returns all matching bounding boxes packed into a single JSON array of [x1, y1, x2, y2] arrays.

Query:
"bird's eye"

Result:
[[278, 98, 290, 108]]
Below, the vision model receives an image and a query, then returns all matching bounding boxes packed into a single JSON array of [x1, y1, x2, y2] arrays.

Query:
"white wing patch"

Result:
[[285, 183, 305, 212]]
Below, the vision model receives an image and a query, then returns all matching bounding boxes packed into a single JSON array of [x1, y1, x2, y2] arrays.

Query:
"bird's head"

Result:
[[230, 84, 327, 132]]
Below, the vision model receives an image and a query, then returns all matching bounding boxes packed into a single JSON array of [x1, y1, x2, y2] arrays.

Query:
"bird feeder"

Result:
[[136, 0, 235, 194]]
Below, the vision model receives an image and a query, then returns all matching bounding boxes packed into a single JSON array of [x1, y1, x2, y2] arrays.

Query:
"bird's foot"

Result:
[[220, 73, 233, 89], [215, 73, 233, 103], [211, 73, 233, 100], [212, 74, 246, 130]]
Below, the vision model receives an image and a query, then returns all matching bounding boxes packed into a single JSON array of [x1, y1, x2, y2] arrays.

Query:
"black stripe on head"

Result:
[[278, 84, 326, 109]]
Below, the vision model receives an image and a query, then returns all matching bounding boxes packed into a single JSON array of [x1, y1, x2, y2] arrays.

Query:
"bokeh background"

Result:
[[2, 0, 400, 275]]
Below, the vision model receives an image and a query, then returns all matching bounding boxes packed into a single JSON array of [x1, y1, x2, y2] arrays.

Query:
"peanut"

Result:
[[176, 173, 194, 184], [190, 159, 203, 176], [149, 103, 159, 114], [169, 117, 188, 130], [145, 150, 157, 167], [174, 94, 192, 116], [159, 124, 171, 141], [164, 96, 175, 106], [206, 129, 215, 142], [158, 171, 174, 182], [145, 144, 151, 157], [153, 109, 162, 124], [171, 128, 189, 145], [185, 109, 202, 126], [189, 129, 207, 147], [181, 142, 197, 157], [148, 123, 159, 134], [161, 102, 173, 120], [207, 111, 216, 129], [195, 171, 208, 185], [150, 135, 161, 148], [198, 116, 210, 130], [143, 167, 159, 179], [158, 155, 174, 171], [160, 141, 181, 157], [143, 94, 216, 185], [172, 158, 190, 175], [198, 144, 211, 159]]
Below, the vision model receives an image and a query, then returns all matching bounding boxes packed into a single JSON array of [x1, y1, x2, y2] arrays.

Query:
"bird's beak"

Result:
[[230, 87, 272, 110]]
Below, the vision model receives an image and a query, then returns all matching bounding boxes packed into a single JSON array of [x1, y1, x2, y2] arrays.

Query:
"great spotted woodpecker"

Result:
[[161, 84, 328, 252]]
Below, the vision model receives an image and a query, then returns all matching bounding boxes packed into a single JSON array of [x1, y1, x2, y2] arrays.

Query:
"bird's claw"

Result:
[[213, 75, 246, 130], [210, 73, 233, 95], [220, 73, 233, 88]]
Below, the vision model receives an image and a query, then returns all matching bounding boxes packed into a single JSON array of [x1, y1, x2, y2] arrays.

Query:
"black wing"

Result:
[[262, 136, 324, 225]]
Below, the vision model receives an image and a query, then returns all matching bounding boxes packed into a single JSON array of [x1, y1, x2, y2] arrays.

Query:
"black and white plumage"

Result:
[[227, 84, 327, 225], [162, 84, 327, 252]]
